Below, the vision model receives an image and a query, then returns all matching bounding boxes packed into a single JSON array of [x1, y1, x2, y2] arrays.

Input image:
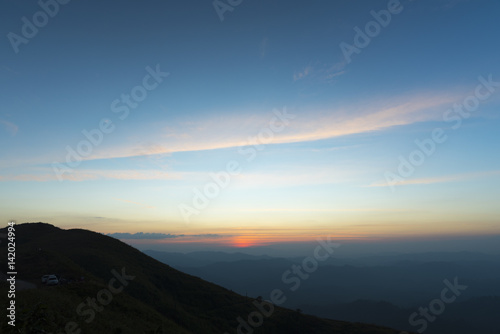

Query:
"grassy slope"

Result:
[[0, 223, 411, 334]]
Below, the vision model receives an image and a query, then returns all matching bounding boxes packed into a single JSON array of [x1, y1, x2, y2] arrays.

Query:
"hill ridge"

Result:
[[0, 223, 411, 334]]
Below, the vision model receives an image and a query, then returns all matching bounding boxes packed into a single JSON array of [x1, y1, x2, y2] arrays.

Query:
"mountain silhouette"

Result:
[[0, 223, 413, 333]]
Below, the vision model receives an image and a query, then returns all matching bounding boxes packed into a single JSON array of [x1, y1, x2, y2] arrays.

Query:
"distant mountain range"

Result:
[[143, 249, 273, 268], [144, 249, 500, 334], [0, 223, 411, 334]]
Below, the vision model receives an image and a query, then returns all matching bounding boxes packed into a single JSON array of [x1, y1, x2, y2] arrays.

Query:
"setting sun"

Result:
[[231, 236, 259, 248]]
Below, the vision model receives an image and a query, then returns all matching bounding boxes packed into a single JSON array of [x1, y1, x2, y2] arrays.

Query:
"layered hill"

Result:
[[0, 223, 411, 333]]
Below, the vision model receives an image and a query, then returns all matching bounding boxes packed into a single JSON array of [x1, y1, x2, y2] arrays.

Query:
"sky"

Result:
[[1, 0, 499, 252]]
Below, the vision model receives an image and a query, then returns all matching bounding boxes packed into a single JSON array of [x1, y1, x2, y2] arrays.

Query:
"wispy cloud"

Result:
[[231, 207, 407, 213], [1, 89, 466, 172], [369, 170, 500, 188], [107, 232, 181, 239], [269, 93, 458, 145], [232, 168, 356, 188], [294, 65, 314, 81], [294, 60, 347, 83], [0, 164, 360, 187], [0, 169, 187, 182], [107, 232, 223, 240], [84, 90, 461, 163], [324, 60, 348, 81], [0, 120, 18, 136], [260, 37, 269, 58]]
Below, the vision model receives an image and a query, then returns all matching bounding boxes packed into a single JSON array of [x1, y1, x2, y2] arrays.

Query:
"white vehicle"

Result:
[[46, 275, 59, 286], [41, 275, 51, 283]]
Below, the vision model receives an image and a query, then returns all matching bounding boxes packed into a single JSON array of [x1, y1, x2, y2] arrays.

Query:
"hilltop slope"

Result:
[[0, 223, 411, 334]]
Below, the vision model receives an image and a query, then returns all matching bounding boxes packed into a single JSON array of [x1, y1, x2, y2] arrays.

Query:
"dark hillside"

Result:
[[0, 223, 412, 334]]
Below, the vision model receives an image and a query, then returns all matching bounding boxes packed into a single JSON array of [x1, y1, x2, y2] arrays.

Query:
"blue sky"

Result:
[[1, 0, 499, 248]]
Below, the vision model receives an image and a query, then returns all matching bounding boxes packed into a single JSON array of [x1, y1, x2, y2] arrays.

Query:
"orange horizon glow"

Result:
[[114, 227, 500, 250], [230, 235, 259, 248]]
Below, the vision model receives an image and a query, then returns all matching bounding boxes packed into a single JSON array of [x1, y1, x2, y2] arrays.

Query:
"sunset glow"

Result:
[[1, 0, 499, 251]]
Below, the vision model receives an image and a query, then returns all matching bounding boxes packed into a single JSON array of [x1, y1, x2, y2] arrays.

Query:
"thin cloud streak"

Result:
[[233, 208, 408, 213], [85, 91, 462, 163], [107, 232, 224, 240], [1, 166, 357, 185], [0, 169, 187, 182], [294, 60, 347, 83], [0, 120, 18, 136], [0, 90, 467, 173], [231, 169, 357, 188], [369, 170, 500, 188]]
